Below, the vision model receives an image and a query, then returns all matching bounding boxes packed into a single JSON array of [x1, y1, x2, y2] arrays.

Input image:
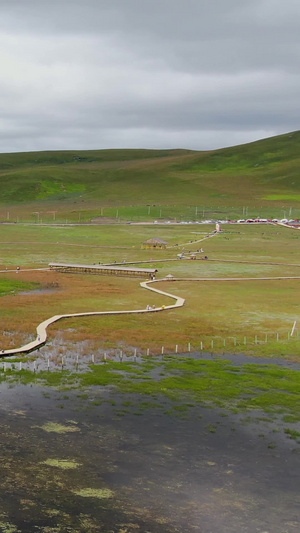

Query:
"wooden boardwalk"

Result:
[[1, 273, 299, 358], [49, 262, 158, 278], [0, 279, 185, 357]]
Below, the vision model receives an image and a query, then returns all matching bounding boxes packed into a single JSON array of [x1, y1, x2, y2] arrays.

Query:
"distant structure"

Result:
[[165, 274, 175, 280], [49, 263, 158, 279], [142, 238, 168, 249]]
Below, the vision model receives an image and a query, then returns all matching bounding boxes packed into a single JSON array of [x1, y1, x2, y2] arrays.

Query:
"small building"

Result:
[[142, 238, 168, 249]]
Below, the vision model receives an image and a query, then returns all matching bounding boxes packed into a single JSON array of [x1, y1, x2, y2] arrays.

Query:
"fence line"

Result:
[[1, 331, 299, 373]]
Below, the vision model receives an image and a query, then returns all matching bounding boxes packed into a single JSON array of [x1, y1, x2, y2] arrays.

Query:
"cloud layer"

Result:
[[0, 0, 299, 152]]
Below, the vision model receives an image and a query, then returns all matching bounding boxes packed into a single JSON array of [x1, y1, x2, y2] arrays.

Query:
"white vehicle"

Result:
[[237, 219, 246, 223]]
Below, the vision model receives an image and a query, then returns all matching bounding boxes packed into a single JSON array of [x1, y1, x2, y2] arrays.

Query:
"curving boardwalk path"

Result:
[[0, 279, 185, 357], [1, 274, 300, 358]]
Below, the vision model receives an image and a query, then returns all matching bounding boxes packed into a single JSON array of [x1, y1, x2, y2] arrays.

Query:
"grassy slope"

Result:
[[0, 131, 300, 214]]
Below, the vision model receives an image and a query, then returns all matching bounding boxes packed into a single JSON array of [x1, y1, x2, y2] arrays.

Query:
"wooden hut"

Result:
[[142, 238, 168, 249]]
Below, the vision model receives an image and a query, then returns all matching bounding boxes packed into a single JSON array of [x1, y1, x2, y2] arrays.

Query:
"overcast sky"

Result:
[[0, 0, 299, 153]]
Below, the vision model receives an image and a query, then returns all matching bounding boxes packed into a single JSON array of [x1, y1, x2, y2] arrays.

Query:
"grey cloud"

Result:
[[0, 0, 299, 152]]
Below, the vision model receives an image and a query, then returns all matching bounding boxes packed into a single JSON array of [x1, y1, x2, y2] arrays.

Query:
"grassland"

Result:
[[0, 222, 299, 357], [0, 131, 299, 357], [0, 277, 39, 296], [0, 130, 300, 222]]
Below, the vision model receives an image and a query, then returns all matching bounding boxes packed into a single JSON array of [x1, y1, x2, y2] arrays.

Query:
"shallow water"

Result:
[[3, 349, 300, 374], [0, 380, 299, 532]]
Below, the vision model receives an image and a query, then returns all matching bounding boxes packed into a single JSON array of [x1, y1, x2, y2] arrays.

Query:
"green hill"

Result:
[[0, 131, 300, 221]]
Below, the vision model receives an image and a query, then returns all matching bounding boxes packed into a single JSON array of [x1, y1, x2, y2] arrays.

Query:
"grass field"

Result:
[[0, 222, 299, 358], [0, 130, 300, 222]]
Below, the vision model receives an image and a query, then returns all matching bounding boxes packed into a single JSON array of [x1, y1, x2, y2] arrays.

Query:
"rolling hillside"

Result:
[[0, 131, 299, 221]]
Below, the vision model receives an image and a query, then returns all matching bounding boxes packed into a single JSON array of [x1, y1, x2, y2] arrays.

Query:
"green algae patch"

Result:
[[41, 459, 81, 469], [0, 522, 20, 533], [72, 487, 114, 499], [40, 422, 80, 434]]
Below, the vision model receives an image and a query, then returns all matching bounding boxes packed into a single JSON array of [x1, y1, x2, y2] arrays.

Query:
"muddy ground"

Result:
[[0, 379, 299, 533]]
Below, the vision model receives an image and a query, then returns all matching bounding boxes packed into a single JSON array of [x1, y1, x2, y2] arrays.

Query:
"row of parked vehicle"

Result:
[[236, 218, 300, 224], [154, 218, 300, 225]]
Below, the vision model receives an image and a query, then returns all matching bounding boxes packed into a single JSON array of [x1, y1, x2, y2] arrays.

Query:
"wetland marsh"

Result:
[[0, 354, 299, 532], [0, 221, 299, 531]]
